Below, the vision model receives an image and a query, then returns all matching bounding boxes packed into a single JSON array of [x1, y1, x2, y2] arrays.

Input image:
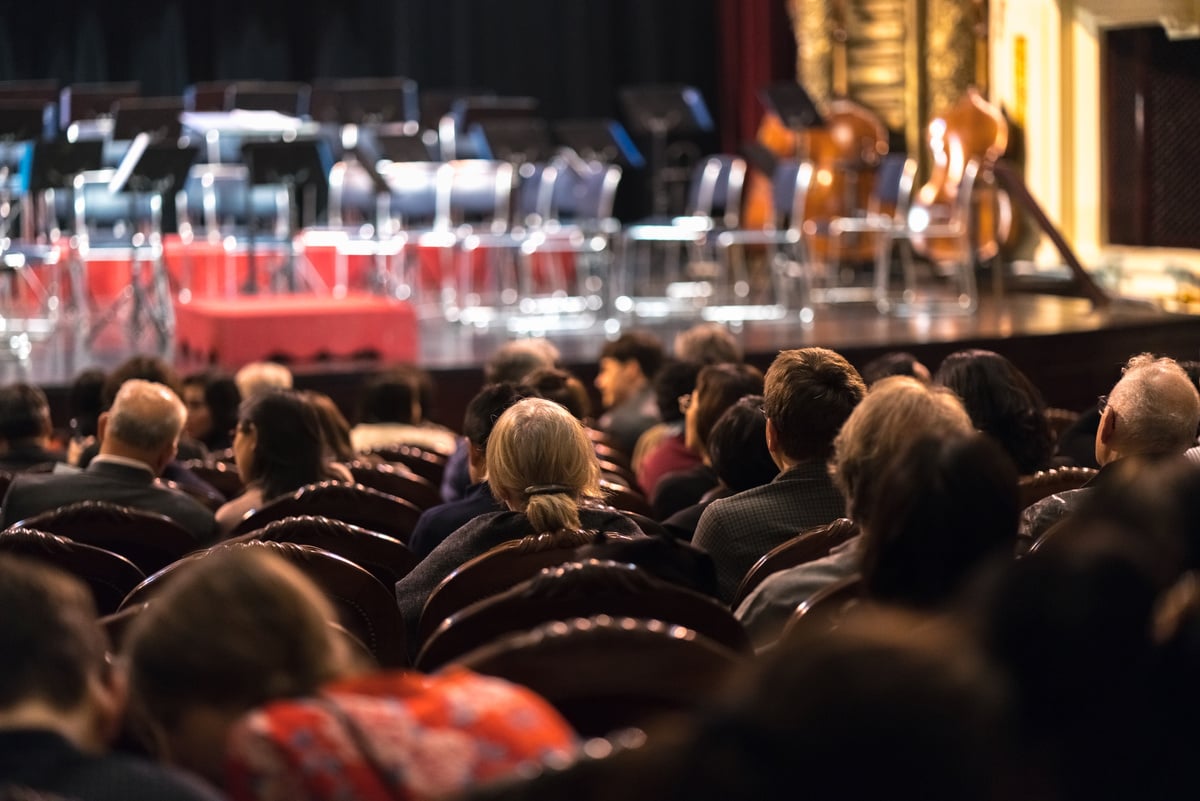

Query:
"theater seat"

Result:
[[231, 481, 421, 545], [732, 518, 859, 609], [0, 527, 145, 615], [345, 461, 441, 511]]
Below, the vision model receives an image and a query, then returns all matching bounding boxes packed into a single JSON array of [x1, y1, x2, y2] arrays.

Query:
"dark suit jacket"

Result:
[[0, 459, 217, 543]]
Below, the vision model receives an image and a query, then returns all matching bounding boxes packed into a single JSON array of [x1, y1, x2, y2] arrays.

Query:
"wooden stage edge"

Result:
[[29, 292, 1200, 433]]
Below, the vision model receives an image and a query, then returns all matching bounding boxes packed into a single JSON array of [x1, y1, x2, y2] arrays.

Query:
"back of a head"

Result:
[[653, 360, 702, 423], [707, 395, 779, 493], [240, 389, 326, 500], [184, 369, 242, 439], [303, 390, 355, 462], [673, 608, 1010, 801], [101, 355, 180, 410], [485, 338, 561, 384], [463, 383, 536, 450], [690, 363, 764, 459], [1107, 353, 1200, 457], [934, 349, 1053, 474], [359, 365, 433, 425], [67, 368, 107, 440], [860, 433, 1019, 609], [601, 331, 665, 381], [123, 547, 347, 736], [487, 397, 601, 533], [234, 361, 294, 401], [0, 382, 52, 443], [834, 376, 974, 518], [763, 347, 866, 462], [0, 555, 105, 716], [673, 323, 743, 366], [106, 379, 187, 453], [860, 350, 930, 386], [525, 367, 592, 421]]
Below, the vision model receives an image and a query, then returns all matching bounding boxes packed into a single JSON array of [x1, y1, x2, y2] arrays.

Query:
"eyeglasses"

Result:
[[678, 393, 694, 414]]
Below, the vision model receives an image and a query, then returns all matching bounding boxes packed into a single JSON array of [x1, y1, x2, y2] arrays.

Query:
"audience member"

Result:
[[524, 367, 591, 421], [408, 384, 533, 559], [233, 361, 293, 401], [181, 370, 241, 453], [858, 350, 930, 385], [301, 390, 356, 465], [672, 322, 742, 365], [736, 377, 974, 644], [594, 331, 665, 455], [1, 380, 216, 542], [693, 347, 866, 602], [662, 396, 779, 541], [215, 389, 332, 536], [632, 360, 702, 491], [0, 383, 65, 470], [123, 547, 576, 796], [1021, 353, 1200, 541], [396, 398, 644, 645], [350, 365, 459, 456], [0, 555, 221, 801], [935, 349, 1054, 474], [65, 367, 107, 441], [652, 363, 763, 519]]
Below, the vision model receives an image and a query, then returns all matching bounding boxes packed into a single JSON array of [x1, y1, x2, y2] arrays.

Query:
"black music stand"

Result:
[[111, 98, 185, 142], [444, 96, 538, 159], [759, 83, 826, 131], [470, 118, 553, 164], [372, 130, 434, 163], [554, 119, 645, 168], [0, 103, 51, 240], [83, 136, 198, 351], [311, 77, 419, 125], [25, 138, 104, 242], [241, 138, 332, 293], [59, 83, 141, 128], [619, 85, 714, 215]]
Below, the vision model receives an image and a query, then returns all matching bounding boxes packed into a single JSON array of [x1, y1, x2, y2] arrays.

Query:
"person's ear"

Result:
[[1098, 406, 1117, 445], [96, 412, 110, 442]]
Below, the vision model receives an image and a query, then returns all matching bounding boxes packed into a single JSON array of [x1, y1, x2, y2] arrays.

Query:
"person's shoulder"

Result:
[[67, 751, 224, 801]]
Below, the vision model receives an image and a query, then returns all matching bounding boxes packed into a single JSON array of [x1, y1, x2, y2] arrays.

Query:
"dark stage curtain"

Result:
[[716, 0, 798, 152]]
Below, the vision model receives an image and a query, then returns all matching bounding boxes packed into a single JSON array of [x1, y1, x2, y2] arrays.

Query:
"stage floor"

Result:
[[10, 291, 1200, 429]]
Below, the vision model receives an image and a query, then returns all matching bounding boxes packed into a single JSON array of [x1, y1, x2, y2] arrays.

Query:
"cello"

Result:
[[909, 87, 1010, 266]]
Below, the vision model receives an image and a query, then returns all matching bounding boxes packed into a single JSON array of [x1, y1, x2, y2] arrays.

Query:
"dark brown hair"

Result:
[[763, 348, 866, 461]]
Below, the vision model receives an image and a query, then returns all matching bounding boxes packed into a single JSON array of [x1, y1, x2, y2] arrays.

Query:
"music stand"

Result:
[[372, 129, 434, 163], [619, 85, 714, 215], [442, 95, 538, 159], [311, 77, 419, 125], [758, 83, 826, 131], [59, 83, 141, 128], [241, 138, 332, 293], [111, 98, 184, 142], [85, 136, 198, 350], [469, 118, 553, 164], [554, 119, 645, 168]]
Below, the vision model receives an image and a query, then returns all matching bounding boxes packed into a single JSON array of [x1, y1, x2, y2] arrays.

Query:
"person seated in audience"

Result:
[[633, 360, 702, 494], [736, 377, 974, 644], [858, 350, 930, 385], [349, 365, 459, 457], [462, 609, 1013, 801], [301, 390, 357, 478], [934, 349, 1054, 474], [0, 555, 222, 801], [651, 363, 763, 520], [594, 331, 665, 455], [524, 367, 592, 422], [215, 389, 334, 536], [123, 547, 577, 797], [672, 322, 743, 366], [181, 370, 241, 454], [1, 379, 217, 543], [234, 361, 293, 402], [396, 397, 645, 645], [693, 347, 866, 603], [442, 338, 562, 504], [0, 382, 65, 471], [408, 383, 534, 559], [1021, 353, 1200, 541], [662, 396, 779, 541]]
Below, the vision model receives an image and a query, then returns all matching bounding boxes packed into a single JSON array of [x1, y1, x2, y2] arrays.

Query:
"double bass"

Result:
[[909, 87, 1011, 265]]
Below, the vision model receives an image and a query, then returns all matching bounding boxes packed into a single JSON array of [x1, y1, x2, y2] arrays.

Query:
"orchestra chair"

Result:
[[12, 500, 200, 575], [120, 540, 407, 667], [416, 558, 751, 670], [229, 481, 421, 546], [0, 527, 145, 615], [451, 614, 746, 738], [345, 460, 440, 511], [732, 518, 859, 609], [230, 514, 419, 588], [416, 529, 626, 649]]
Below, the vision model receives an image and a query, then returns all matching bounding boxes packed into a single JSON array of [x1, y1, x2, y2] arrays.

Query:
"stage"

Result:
[[8, 287, 1200, 432]]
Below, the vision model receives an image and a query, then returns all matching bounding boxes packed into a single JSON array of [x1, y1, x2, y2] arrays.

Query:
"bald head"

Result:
[[1097, 354, 1200, 464], [99, 380, 186, 472]]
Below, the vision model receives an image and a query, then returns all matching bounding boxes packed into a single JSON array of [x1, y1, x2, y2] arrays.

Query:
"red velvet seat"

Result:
[[121, 540, 407, 667], [417, 558, 751, 670], [231, 514, 419, 587], [345, 461, 440, 511], [231, 481, 421, 545], [454, 614, 745, 737], [1018, 466, 1097, 510], [732, 518, 859, 608], [13, 500, 202, 575], [0, 527, 145, 615]]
